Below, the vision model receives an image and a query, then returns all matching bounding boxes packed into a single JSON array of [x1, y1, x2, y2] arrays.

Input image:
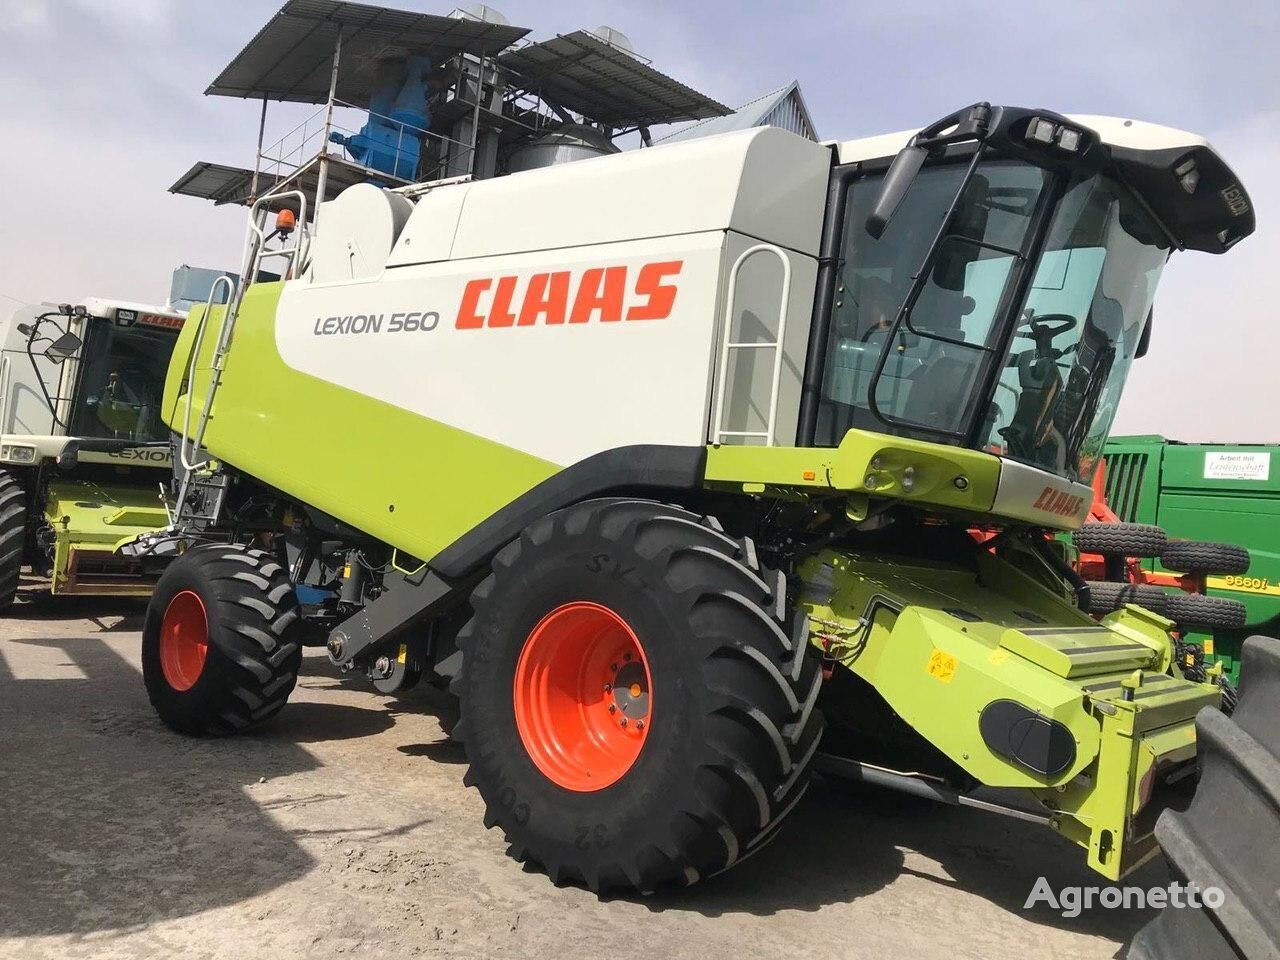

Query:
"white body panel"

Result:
[[281, 234, 730, 465], [282, 127, 832, 465], [992, 458, 1092, 529]]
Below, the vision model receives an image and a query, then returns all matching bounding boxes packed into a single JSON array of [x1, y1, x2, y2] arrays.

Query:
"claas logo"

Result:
[[1032, 486, 1086, 518], [456, 261, 683, 329]]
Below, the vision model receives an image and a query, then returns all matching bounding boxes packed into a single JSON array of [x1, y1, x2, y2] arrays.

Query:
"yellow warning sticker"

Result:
[[927, 648, 958, 683], [1204, 637, 1215, 656], [397, 643, 408, 665]]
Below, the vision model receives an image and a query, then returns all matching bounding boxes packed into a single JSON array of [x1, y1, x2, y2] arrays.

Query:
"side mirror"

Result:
[[1135, 309, 1152, 358], [865, 142, 928, 239], [16, 323, 32, 337], [42, 331, 83, 365]]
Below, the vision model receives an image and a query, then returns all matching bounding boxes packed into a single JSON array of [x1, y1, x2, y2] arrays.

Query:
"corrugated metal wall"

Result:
[[762, 95, 815, 140]]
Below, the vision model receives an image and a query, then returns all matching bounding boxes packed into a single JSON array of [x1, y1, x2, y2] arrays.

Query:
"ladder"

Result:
[[172, 191, 310, 526], [711, 243, 793, 446]]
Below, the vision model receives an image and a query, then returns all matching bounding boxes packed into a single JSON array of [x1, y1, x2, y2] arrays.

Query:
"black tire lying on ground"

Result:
[[1071, 521, 1167, 558], [1084, 580, 1169, 616], [1128, 636, 1280, 960], [143, 543, 302, 736], [452, 497, 825, 894], [1163, 591, 1248, 631], [1161, 539, 1251, 575], [0, 471, 25, 611]]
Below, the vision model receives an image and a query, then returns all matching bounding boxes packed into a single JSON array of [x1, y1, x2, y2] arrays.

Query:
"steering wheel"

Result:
[[1017, 313, 1078, 341]]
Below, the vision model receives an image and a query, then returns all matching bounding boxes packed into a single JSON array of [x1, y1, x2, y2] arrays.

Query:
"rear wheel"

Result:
[[0, 471, 25, 611], [143, 544, 302, 736], [1072, 521, 1167, 558], [452, 498, 824, 894]]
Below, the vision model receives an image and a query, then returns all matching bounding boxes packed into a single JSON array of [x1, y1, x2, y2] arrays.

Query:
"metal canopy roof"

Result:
[[207, 0, 530, 107], [498, 30, 729, 128], [170, 156, 407, 212], [170, 162, 257, 207]]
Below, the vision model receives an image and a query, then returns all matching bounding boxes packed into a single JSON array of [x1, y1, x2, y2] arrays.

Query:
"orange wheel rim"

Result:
[[513, 601, 652, 792], [159, 590, 208, 692]]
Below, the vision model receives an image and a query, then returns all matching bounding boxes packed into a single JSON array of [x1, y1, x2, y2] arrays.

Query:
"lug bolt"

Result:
[[619, 718, 627, 728], [611, 663, 618, 672], [604, 683, 612, 693], [608, 704, 617, 714], [635, 720, 644, 730], [623, 652, 632, 662]]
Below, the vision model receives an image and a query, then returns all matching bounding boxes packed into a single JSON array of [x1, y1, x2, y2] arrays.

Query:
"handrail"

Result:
[[0, 355, 10, 433], [180, 274, 234, 471], [172, 189, 310, 527], [711, 244, 793, 446]]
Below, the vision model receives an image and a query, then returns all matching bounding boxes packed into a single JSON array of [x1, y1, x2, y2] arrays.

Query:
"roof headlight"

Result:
[[1173, 157, 1200, 195], [1056, 127, 1082, 152], [1028, 117, 1056, 144]]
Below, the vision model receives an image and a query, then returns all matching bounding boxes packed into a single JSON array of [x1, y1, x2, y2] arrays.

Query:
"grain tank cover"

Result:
[[386, 126, 833, 269]]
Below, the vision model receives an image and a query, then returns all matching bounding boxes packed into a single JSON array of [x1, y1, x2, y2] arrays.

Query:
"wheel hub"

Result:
[[159, 590, 208, 692], [513, 601, 652, 792]]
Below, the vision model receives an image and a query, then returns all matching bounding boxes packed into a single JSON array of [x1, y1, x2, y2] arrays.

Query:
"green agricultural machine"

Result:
[[0, 298, 186, 607], [1102, 435, 1280, 682], [133, 99, 1277, 954]]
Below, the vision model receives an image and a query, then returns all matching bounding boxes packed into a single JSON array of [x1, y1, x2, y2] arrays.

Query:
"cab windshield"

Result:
[[69, 322, 176, 443], [815, 158, 1168, 483]]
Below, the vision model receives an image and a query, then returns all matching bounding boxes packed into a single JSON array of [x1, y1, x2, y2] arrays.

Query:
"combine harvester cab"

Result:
[[143, 84, 1262, 902], [0, 297, 188, 604]]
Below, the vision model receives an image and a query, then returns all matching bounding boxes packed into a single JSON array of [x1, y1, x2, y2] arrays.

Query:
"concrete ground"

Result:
[[0, 586, 1161, 959]]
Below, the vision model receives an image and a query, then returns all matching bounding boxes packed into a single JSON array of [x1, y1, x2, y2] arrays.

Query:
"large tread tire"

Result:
[[0, 471, 25, 611], [1161, 539, 1251, 576], [1072, 521, 1167, 558], [1164, 591, 1247, 631], [1128, 637, 1280, 960], [143, 544, 302, 736], [1085, 580, 1168, 616], [451, 498, 825, 894]]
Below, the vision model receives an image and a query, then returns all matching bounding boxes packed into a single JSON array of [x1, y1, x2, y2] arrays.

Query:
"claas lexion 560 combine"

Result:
[[135, 103, 1267, 895]]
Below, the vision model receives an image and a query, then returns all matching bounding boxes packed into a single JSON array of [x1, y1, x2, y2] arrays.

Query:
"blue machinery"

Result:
[[329, 55, 433, 181]]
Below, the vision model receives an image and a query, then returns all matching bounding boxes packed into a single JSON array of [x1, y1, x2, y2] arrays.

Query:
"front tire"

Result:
[[0, 471, 26, 611], [143, 544, 302, 736], [452, 498, 824, 894]]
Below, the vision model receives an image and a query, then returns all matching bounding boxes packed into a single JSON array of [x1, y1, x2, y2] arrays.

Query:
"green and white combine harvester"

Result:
[[132, 102, 1278, 948], [0, 298, 185, 606]]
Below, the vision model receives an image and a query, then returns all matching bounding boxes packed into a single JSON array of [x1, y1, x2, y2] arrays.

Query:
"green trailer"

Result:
[[1103, 435, 1280, 681]]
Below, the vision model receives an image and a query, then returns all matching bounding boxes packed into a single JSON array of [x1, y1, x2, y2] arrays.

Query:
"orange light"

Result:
[[802, 470, 816, 481], [275, 208, 297, 235]]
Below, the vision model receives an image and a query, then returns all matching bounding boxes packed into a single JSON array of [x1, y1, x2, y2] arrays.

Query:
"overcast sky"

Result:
[[1, 0, 1276, 441]]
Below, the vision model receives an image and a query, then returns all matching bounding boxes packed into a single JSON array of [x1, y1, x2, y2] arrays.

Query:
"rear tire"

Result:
[[1160, 539, 1250, 575], [0, 471, 25, 611], [452, 498, 824, 894], [1071, 521, 1166, 558], [1085, 580, 1169, 616], [1164, 591, 1247, 631], [143, 544, 302, 736]]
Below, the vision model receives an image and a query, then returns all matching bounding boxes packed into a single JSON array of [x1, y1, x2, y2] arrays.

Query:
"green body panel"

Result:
[[800, 548, 1216, 879], [164, 285, 557, 563], [1105, 435, 1280, 681], [705, 429, 1001, 518], [43, 478, 170, 596]]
